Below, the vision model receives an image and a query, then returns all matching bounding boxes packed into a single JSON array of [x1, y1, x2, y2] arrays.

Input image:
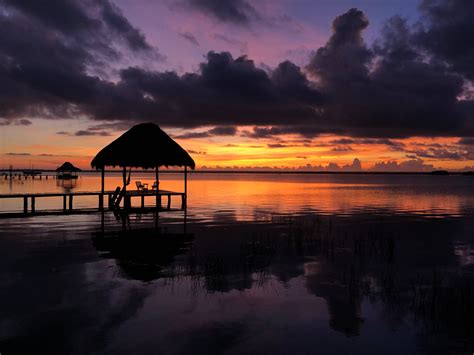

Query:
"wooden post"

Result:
[[69, 195, 73, 211], [99, 167, 105, 211], [184, 166, 187, 209], [63, 195, 67, 211], [122, 166, 128, 209], [155, 166, 161, 209], [31, 197, 35, 213], [141, 195, 145, 209], [23, 197, 28, 214]]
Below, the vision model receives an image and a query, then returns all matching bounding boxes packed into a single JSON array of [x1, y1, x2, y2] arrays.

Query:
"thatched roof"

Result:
[[91, 123, 196, 169], [56, 161, 81, 172]]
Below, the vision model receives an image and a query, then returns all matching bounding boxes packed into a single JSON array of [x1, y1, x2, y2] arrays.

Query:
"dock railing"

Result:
[[0, 189, 186, 217]]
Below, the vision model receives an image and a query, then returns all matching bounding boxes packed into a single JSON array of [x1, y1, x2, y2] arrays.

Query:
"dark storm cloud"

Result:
[[84, 52, 322, 128], [1, 0, 474, 141], [2, 0, 154, 53], [417, 0, 474, 80], [307, 8, 472, 138], [177, 0, 260, 25], [100, 0, 153, 51], [0, 0, 158, 119]]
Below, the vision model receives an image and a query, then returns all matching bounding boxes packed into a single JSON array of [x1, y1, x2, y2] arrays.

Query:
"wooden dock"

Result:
[[0, 189, 186, 217], [2, 173, 58, 180]]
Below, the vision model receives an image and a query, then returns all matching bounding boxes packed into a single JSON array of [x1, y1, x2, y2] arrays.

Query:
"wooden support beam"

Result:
[[155, 166, 160, 209], [183, 166, 188, 210], [69, 195, 73, 211], [31, 197, 35, 213], [167, 195, 171, 210], [23, 197, 28, 214], [99, 167, 105, 211], [63, 195, 67, 211]]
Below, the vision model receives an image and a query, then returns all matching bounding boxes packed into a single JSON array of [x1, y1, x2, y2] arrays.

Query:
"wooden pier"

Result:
[[2, 173, 58, 180], [0, 189, 186, 217]]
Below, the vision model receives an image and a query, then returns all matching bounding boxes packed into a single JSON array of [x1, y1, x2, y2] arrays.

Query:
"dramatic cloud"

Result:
[[0, 0, 473, 142], [307, 8, 472, 138], [417, 0, 474, 80], [85, 53, 322, 128], [0, 0, 158, 119]]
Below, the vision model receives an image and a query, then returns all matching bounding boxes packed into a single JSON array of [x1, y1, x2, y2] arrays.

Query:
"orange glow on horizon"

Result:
[[1, 122, 473, 171]]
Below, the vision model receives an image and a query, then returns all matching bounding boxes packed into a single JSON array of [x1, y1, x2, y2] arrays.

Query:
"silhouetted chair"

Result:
[[136, 181, 148, 191]]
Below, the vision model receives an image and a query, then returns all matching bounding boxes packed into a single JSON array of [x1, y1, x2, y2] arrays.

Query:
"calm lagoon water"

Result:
[[0, 173, 473, 354]]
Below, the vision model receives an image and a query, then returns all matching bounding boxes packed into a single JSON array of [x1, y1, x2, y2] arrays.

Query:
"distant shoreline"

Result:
[[1, 169, 472, 176]]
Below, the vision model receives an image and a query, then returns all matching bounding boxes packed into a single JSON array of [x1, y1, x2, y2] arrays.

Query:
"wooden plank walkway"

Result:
[[0, 189, 186, 217]]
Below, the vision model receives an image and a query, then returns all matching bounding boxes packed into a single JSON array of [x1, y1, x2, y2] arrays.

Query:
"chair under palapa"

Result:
[[90, 123, 195, 211]]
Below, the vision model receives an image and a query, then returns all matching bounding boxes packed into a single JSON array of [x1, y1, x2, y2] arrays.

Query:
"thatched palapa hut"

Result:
[[56, 161, 81, 179], [91, 123, 195, 210]]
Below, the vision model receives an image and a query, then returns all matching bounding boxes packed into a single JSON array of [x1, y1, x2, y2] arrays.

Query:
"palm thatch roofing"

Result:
[[91, 123, 195, 169], [56, 161, 82, 172]]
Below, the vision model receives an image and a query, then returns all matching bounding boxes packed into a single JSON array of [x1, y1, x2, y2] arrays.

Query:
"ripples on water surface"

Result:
[[0, 173, 473, 354], [1, 172, 474, 218]]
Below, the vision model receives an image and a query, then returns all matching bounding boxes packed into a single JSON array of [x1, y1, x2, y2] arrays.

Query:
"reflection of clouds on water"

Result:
[[1, 173, 474, 218], [0, 237, 151, 355], [454, 243, 474, 266], [304, 260, 364, 336], [0, 208, 473, 353]]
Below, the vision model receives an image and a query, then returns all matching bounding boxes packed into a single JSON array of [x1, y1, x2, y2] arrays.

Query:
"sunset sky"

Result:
[[1, 0, 473, 171]]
